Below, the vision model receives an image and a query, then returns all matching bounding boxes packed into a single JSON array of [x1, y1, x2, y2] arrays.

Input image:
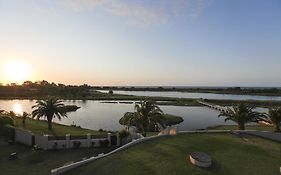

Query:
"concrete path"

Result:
[[238, 131, 281, 143]]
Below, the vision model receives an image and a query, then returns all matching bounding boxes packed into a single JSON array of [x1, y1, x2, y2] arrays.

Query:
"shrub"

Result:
[[0, 115, 15, 140], [0, 115, 14, 127], [99, 139, 109, 147], [119, 129, 129, 139], [32, 144, 41, 151], [108, 90, 113, 94], [0, 124, 15, 140]]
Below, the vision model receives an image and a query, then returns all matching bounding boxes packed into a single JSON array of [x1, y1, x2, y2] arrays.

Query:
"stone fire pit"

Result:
[[189, 152, 212, 168]]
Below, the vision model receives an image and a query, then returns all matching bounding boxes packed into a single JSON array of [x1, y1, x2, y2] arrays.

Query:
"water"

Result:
[[99, 90, 281, 101], [0, 100, 251, 131]]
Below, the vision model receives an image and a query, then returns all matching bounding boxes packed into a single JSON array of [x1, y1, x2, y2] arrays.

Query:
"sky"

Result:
[[0, 0, 280, 87]]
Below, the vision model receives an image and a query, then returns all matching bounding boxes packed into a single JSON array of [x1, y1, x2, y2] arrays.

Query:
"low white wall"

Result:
[[14, 129, 116, 150], [15, 128, 33, 146], [45, 137, 110, 150], [35, 135, 48, 150], [48, 140, 67, 150]]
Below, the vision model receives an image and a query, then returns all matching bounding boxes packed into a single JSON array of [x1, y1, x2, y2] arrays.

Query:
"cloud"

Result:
[[60, 0, 106, 11], [105, 1, 169, 27], [60, 0, 213, 27]]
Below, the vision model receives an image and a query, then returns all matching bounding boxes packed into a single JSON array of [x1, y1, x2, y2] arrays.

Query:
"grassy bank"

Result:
[[206, 99, 281, 108], [209, 124, 275, 132], [14, 117, 107, 137], [66, 133, 281, 175]]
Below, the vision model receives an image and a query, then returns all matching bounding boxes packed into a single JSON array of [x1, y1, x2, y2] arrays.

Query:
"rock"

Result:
[[9, 152, 17, 160], [189, 152, 212, 168]]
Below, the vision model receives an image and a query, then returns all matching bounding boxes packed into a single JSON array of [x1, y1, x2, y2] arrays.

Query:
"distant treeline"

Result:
[[93, 86, 281, 96], [0, 80, 93, 99], [1, 81, 281, 99]]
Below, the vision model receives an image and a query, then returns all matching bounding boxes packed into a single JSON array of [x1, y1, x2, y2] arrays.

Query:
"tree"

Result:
[[32, 97, 67, 130], [0, 110, 15, 127], [22, 112, 29, 126], [260, 107, 281, 132], [0, 110, 5, 114], [119, 100, 165, 136], [6, 111, 17, 120], [218, 103, 261, 130], [108, 90, 113, 94]]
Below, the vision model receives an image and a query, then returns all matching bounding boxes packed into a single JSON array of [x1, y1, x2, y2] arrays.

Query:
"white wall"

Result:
[[15, 128, 33, 146], [15, 128, 119, 150]]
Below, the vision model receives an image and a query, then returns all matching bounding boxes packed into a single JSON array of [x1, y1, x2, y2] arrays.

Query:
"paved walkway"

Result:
[[238, 131, 281, 143]]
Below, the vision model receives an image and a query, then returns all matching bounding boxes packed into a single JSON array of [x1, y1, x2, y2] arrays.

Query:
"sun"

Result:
[[4, 61, 31, 84], [13, 102, 23, 115]]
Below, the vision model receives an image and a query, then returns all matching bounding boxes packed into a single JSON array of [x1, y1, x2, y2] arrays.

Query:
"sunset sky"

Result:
[[0, 0, 281, 86]]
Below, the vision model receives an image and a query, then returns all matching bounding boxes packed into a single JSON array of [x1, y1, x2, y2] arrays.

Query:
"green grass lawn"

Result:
[[0, 138, 116, 175], [66, 133, 281, 175], [14, 117, 107, 137], [209, 124, 275, 132]]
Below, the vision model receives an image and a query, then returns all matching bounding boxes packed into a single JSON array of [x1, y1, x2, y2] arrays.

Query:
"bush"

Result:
[[0, 115, 14, 127], [108, 90, 113, 94], [99, 139, 109, 147], [0, 115, 15, 140], [119, 129, 129, 139], [0, 124, 15, 140]]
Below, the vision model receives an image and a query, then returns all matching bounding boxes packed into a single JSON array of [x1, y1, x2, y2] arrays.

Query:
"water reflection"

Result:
[[13, 102, 23, 115]]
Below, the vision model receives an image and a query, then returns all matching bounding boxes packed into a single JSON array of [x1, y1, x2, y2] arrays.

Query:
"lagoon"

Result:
[[0, 99, 241, 131]]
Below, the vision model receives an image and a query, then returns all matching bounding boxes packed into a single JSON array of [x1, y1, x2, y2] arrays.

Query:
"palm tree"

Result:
[[22, 112, 29, 126], [0, 110, 16, 126], [119, 100, 165, 136], [218, 103, 261, 130], [32, 97, 67, 130], [260, 107, 281, 132], [7, 111, 17, 119]]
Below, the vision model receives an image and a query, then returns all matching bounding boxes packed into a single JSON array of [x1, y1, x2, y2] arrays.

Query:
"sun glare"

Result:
[[13, 102, 23, 115], [4, 61, 31, 84]]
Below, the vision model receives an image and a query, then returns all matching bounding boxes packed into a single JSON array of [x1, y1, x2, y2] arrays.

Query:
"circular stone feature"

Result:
[[189, 152, 212, 168]]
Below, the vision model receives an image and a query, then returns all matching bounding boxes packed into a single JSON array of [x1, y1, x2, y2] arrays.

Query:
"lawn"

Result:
[[14, 117, 107, 137], [66, 133, 281, 175], [209, 124, 275, 132], [0, 137, 116, 175]]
